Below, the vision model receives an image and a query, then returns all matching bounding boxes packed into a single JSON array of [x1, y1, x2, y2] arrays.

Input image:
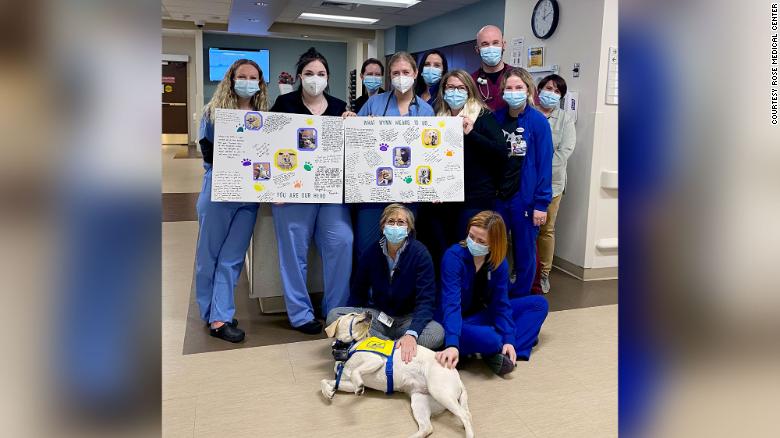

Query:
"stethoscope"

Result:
[[382, 88, 420, 116], [477, 73, 493, 102]]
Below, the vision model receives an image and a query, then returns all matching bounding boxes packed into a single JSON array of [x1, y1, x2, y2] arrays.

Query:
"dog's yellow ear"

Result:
[[324, 318, 339, 338]]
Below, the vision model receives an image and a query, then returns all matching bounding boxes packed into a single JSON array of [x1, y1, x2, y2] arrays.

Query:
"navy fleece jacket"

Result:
[[349, 237, 437, 335]]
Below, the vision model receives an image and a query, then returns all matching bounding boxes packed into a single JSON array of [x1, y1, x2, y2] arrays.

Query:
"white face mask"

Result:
[[391, 75, 415, 94], [302, 75, 327, 96]]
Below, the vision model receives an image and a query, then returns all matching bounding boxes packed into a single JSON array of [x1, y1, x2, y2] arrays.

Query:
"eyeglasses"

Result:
[[444, 86, 467, 92], [386, 219, 407, 226]]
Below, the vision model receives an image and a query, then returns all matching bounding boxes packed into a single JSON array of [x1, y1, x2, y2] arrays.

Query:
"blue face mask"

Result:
[[503, 90, 528, 109], [421, 66, 442, 85], [539, 90, 561, 109], [479, 46, 503, 67], [466, 236, 490, 257], [383, 225, 408, 244], [443, 89, 468, 110], [234, 79, 260, 98], [363, 76, 382, 92]]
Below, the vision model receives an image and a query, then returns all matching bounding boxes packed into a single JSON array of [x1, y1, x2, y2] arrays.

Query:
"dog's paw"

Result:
[[320, 380, 336, 400], [354, 385, 365, 396]]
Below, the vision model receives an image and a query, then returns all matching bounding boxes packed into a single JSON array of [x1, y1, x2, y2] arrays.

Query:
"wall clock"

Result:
[[532, 0, 560, 40]]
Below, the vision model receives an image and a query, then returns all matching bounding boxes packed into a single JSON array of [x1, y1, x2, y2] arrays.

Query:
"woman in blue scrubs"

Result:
[[493, 68, 553, 298], [196, 59, 268, 343], [344, 52, 435, 261], [269, 48, 353, 334], [414, 49, 448, 108], [436, 211, 549, 375]]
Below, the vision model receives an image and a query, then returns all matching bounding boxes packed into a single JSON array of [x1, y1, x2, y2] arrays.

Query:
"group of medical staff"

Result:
[[194, 23, 577, 365]]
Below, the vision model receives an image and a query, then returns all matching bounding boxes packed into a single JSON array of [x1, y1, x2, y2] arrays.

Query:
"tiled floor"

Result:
[[162, 145, 617, 437]]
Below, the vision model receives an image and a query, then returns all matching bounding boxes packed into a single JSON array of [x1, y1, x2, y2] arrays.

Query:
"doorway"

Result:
[[162, 60, 189, 145]]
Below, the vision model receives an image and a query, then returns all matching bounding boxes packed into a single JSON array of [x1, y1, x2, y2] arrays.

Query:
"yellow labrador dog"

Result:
[[321, 312, 474, 438]]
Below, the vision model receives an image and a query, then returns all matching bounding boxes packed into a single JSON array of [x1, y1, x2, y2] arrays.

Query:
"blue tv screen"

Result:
[[209, 48, 270, 82]]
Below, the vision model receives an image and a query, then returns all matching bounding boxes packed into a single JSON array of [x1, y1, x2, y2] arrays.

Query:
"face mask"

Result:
[[234, 79, 260, 98], [302, 75, 327, 96], [466, 236, 490, 257], [539, 90, 561, 109], [363, 76, 382, 92], [479, 46, 503, 67], [503, 90, 528, 109], [391, 75, 415, 94], [421, 66, 442, 85], [443, 89, 468, 110], [383, 225, 408, 244]]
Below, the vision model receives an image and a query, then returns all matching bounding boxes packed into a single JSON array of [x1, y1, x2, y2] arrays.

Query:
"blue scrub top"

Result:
[[357, 90, 435, 117]]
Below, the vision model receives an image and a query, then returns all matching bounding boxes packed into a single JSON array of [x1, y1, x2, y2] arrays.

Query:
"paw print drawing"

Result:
[[403, 176, 413, 184], [379, 143, 389, 152], [241, 158, 252, 166], [445, 149, 454, 157], [303, 162, 313, 171], [253, 183, 265, 192], [293, 180, 303, 189], [236, 126, 244, 132]]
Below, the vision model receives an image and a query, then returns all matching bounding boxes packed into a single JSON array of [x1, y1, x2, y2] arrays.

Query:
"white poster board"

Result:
[[343, 117, 464, 203], [211, 109, 344, 203]]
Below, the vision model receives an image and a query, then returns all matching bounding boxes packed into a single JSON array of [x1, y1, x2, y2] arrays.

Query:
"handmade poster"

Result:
[[343, 117, 464, 203], [211, 109, 344, 203]]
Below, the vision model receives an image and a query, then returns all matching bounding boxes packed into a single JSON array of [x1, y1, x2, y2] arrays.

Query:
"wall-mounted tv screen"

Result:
[[208, 48, 270, 82]]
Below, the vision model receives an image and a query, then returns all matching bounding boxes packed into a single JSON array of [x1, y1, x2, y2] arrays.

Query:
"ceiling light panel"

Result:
[[298, 12, 378, 24]]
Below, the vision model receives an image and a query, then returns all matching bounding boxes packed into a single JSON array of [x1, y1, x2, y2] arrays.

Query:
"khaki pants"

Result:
[[537, 195, 562, 276]]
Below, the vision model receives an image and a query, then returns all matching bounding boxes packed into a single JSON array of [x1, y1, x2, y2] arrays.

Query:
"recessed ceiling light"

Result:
[[255, 1, 267, 6], [298, 12, 378, 25], [248, 18, 260, 22], [336, 0, 419, 7], [302, 35, 310, 38]]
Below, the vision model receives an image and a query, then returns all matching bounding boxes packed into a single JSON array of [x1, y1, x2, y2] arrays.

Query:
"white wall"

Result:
[[503, 0, 617, 270], [162, 33, 199, 144], [586, 0, 618, 268]]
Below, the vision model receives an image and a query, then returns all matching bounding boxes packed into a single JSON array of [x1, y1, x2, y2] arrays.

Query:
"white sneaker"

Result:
[[540, 274, 551, 294]]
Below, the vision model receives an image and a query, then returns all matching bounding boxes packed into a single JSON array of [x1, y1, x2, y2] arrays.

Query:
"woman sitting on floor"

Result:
[[326, 203, 444, 364], [435, 211, 549, 375]]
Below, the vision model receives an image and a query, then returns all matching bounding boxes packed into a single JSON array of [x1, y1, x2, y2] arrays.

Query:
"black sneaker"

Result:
[[483, 353, 515, 376], [209, 324, 245, 343], [205, 318, 238, 329], [294, 319, 323, 335]]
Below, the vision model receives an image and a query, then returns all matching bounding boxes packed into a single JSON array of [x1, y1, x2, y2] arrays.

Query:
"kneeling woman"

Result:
[[326, 204, 444, 364], [436, 211, 549, 375]]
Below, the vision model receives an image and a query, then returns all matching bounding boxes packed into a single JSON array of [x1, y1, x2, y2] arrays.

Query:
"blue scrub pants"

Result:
[[495, 191, 539, 298], [354, 202, 417, 260], [195, 165, 259, 324], [459, 295, 549, 360], [271, 203, 353, 327]]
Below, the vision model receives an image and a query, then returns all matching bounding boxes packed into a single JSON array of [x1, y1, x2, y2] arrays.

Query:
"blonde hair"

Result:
[[435, 70, 487, 121], [380, 203, 415, 235], [387, 52, 418, 78], [460, 210, 508, 269], [501, 67, 537, 108], [204, 59, 268, 121]]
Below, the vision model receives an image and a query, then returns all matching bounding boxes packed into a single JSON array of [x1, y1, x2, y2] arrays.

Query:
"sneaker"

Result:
[[540, 273, 551, 294], [483, 353, 515, 376], [293, 319, 323, 335], [209, 323, 245, 343]]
